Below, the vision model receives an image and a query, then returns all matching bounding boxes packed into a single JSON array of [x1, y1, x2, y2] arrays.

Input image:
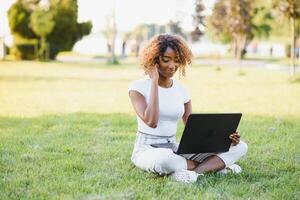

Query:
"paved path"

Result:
[[193, 59, 300, 73], [56, 55, 300, 73]]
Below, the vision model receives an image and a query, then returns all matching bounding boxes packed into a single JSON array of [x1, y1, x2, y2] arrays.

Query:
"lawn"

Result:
[[0, 60, 299, 199]]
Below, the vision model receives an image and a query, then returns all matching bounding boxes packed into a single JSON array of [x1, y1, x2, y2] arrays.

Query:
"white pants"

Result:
[[131, 132, 248, 175]]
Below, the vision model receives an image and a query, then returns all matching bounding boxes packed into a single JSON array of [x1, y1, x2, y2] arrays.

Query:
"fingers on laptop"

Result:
[[231, 132, 240, 139], [233, 131, 240, 137], [229, 133, 240, 145]]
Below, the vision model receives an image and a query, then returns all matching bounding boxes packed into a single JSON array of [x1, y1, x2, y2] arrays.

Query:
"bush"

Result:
[[7, 0, 92, 60], [12, 43, 37, 60]]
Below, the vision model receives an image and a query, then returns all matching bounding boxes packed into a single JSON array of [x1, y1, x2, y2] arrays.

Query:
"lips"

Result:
[[168, 71, 176, 74], [166, 72, 175, 77]]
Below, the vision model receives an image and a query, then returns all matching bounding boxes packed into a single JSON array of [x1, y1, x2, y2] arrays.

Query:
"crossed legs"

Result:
[[187, 155, 225, 173], [132, 141, 248, 175], [187, 140, 248, 173]]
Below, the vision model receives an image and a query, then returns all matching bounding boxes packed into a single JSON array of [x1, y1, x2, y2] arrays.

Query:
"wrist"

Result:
[[151, 78, 158, 85]]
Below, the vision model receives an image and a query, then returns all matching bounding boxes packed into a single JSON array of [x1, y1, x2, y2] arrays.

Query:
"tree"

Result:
[[121, 32, 131, 57], [47, 0, 92, 59], [7, 0, 37, 39], [208, 0, 253, 68], [167, 20, 186, 39], [102, 0, 118, 64], [207, 1, 232, 44], [273, 0, 300, 75], [227, 0, 252, 64], [191, 0, 205, 42], [251, 0, 273, 40], [7, 0, 92, 60], [103, 14, 118, 64], [130, 25, 148, 57], [30, 9, 55, 60]]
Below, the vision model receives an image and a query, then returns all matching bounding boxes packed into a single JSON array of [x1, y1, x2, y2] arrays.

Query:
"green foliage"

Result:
[[273, 0, 300, 75], [208, 0, 253, 60], [227, 0, 252, 37], [77, 21, 93, 37], [11, 43, 37, 60], [273, 0, 300, 19], [30, 9, 55, 60], [30, 9, 55, 38], [207, 0, 253, 43], [207, 0, 280, 43], [47, 0, 90, 58], [251, 0, 273, 40], [271, 0, 300, 41], [7, 0, 37, 39], [207, 1, 232, 43], [7, 0, 92, 60]]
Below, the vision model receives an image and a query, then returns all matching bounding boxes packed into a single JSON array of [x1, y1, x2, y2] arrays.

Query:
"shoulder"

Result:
[[128, 77, 150, 88], [128, 77, 151, 94], [173, 79, 190, 102], [173, 79, 187, 91], [130, 77, 149, 85]]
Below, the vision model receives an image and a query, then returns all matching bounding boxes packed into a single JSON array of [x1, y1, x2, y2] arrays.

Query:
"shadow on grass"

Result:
[[0, 113, 299, 199], [289, 75, 300, 84]]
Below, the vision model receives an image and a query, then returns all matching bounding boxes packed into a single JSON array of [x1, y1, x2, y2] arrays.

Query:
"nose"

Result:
[[169, 61, 176, 70]]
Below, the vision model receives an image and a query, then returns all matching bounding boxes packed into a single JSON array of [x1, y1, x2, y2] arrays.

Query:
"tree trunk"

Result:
[[0, 36, 5, 60], [299, 21, 300, 69], [233, 38, 238, 59], [34, 41, 38, 60], [110, 0, 118, 64], [290, 17, 296, 76], [237, 41, 241, 69], [236, 34, 246, 70], [111, 28, 117, 63], [46, 42, 50, 61]]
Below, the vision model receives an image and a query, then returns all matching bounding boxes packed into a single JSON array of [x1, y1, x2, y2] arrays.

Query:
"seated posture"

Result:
[[128, 34, 248, 183]]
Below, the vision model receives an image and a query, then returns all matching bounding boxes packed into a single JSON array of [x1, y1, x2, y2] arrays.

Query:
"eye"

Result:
[[174, 57, 180, 63], [162, 58, 170, 62]]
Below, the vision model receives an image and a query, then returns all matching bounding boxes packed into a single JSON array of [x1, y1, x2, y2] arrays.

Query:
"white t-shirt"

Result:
[[128, 77, 190, 137]]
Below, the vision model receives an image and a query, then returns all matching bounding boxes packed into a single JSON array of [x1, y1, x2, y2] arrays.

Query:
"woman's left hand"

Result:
[[229, 131, 240, 146]]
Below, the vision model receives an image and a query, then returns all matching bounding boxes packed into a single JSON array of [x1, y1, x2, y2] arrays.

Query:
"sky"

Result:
[[77, 0, 215, 32], [0, 0, 216, 48], [0, 0, 284, 56]]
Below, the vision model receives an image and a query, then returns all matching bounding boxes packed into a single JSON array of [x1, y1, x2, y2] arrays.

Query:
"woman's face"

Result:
[[157, 47, 179, 78]]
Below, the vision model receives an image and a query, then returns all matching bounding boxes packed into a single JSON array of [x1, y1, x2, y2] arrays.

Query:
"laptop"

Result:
[[175, 113, 242, 154]]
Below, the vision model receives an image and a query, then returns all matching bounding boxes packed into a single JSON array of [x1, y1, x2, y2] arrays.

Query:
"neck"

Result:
[[158, 77, 173, 88]]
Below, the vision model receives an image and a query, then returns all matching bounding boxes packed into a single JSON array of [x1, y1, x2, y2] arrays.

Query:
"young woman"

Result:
[[128, 34, 248, 183]]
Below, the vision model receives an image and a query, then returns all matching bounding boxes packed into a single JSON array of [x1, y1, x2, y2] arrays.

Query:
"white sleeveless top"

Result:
[[128, 77, 190, 137]]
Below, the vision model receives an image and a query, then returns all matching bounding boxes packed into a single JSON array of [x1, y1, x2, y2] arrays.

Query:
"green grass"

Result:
[[0, 60, 299, 199]]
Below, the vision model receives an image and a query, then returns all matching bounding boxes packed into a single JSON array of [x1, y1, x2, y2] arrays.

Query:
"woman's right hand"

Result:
[[148, 64, 159, 83]]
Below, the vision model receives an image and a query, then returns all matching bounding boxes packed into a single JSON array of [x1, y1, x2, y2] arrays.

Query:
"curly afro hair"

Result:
[[140, 34, 192, 77]]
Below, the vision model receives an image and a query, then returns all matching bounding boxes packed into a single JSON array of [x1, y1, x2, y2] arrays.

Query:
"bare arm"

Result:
[[129, 65, 159, 128], [182, 100, 192, 125]]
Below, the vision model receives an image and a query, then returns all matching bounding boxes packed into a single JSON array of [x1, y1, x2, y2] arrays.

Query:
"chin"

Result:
[[168, 73, 175, 78]]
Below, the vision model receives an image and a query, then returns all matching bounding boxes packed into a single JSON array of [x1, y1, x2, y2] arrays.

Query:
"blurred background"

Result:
[[0, 0, 299, 75]]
